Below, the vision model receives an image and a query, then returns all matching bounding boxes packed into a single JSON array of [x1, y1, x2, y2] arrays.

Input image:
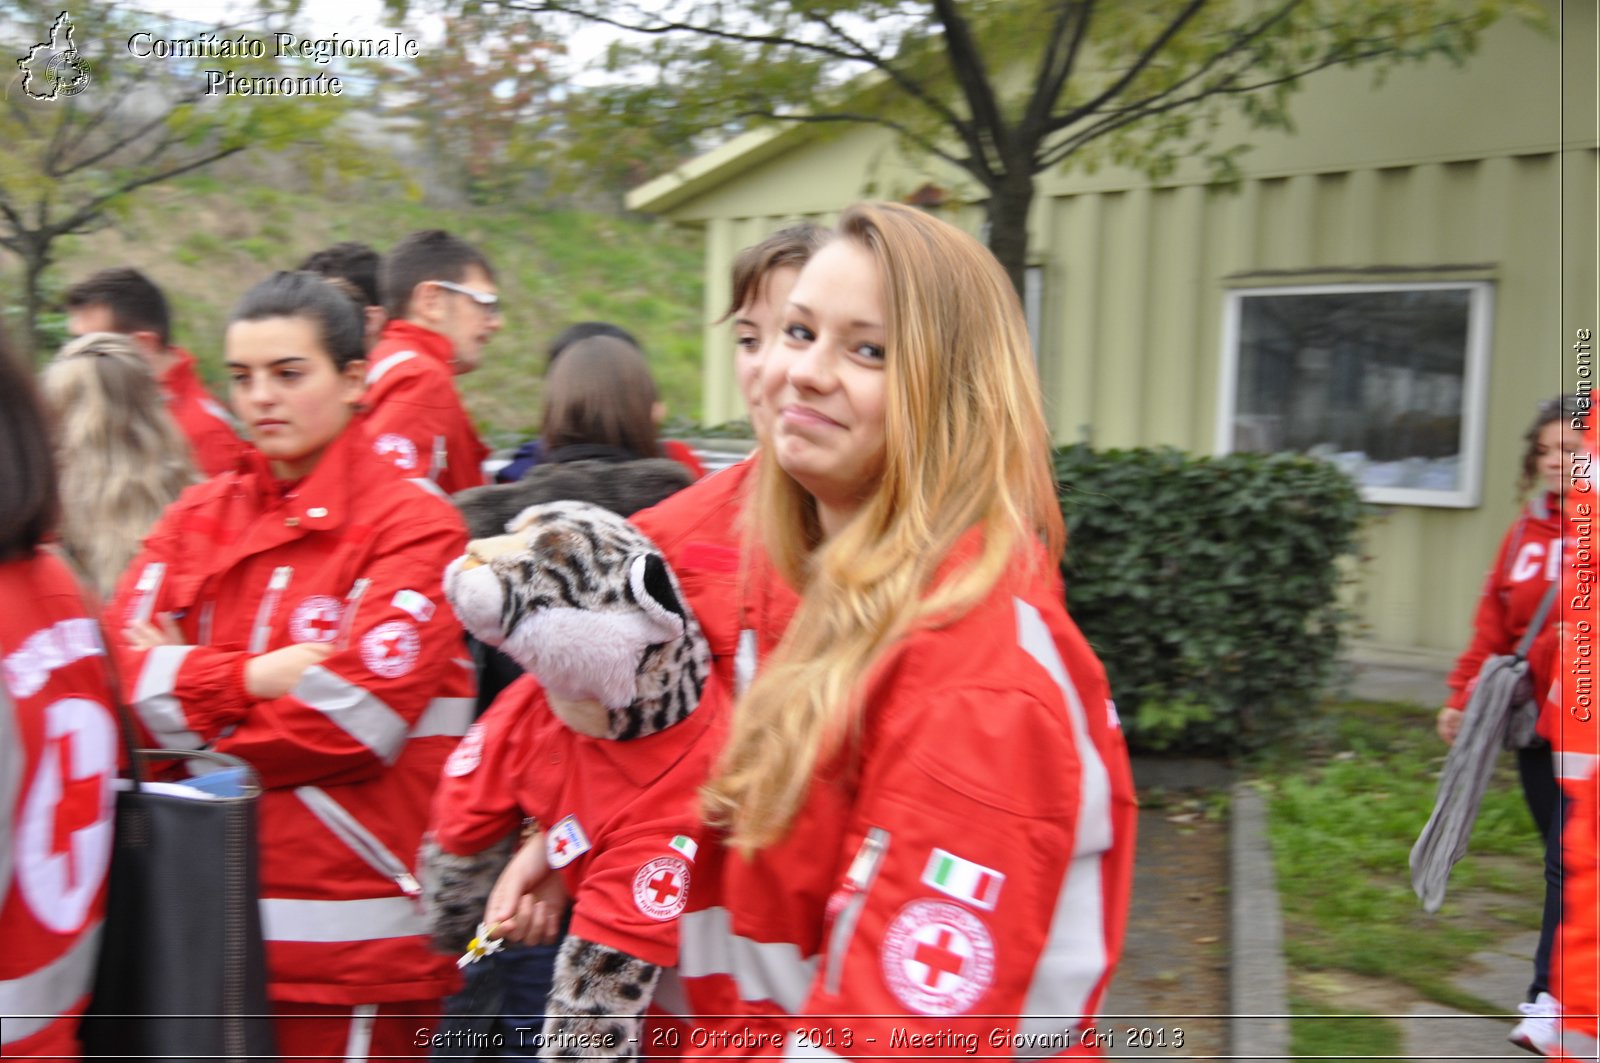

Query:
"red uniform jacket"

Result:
[[1554, 418, 1600, 1058], [162, 347, 244, 478], [1447, 494, 1564, 734], [433, 677, 725, 968], [657, 540, 1138, 1059], [0, 549, 118, 1060], [105, 424, 474, 1005], [363, 320, 489, 495]]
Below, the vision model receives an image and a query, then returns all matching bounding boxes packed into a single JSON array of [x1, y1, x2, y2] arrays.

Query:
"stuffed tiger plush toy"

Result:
[[422, 500, 713, 1060]]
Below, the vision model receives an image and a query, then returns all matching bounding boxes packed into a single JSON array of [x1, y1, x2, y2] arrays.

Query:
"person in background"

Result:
[[298, 241, 385, 351], [64, 267, 244, 477], [38, 332, 197, 601], [1439, 395, 1584, 1054], [0, 324, 120, 1061], [365, 230, 502, 493], [105, 271, 475, 1062], [494, 321, 706, 485], [628, 223, 827, 691]]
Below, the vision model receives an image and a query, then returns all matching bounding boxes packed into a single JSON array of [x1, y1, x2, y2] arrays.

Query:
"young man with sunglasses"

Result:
[[364, 230, 503, 494]]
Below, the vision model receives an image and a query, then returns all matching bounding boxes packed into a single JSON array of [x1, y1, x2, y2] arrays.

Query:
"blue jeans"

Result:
[[1517, 744, 1563, 1003], [433, 942, 560, 1059]]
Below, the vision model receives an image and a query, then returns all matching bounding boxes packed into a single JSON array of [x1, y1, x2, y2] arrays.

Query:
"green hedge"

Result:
[[1053, 445, 1366, 755]]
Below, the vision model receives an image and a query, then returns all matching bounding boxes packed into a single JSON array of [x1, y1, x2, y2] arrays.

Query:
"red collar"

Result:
[[158, 346, 200, 394], [377, 320, 455, 368], [236, 423, 360, 534]]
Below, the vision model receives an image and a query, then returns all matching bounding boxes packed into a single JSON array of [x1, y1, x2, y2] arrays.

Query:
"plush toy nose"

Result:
[[459, 555, 484, 571]]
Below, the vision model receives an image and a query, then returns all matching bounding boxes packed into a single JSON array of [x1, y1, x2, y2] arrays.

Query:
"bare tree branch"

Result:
[[1046, 0, 1218, 134], [927, 0, 1010, 170], [1019, 0, 1092, 146]]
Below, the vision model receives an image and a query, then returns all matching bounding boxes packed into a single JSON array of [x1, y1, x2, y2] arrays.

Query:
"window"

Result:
[[1217, 281, 1493, 507]]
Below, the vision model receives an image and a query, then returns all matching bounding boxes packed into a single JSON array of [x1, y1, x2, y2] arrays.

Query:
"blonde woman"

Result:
[[39, 332, 197, 599], [660, 203, 1139, 1055]]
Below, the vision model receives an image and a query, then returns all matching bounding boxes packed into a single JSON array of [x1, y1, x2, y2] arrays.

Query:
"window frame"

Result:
[[1214, 280, 1495, 509]]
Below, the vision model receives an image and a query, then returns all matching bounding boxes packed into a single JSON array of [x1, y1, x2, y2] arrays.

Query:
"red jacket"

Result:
[[1554, 420, 1600, 1058], [362, 320, 489, 495], [105, 424, 475, 1005], [433, 676, 724, 968], [657, 540, 1138, 1058], [0, 549, 118, 1060], [1447, 494, 1564, 732], [162, 347, 245, 478]]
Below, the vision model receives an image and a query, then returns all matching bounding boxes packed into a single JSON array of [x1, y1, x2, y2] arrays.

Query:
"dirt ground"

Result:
[[1101, 800, 1231, 1059]]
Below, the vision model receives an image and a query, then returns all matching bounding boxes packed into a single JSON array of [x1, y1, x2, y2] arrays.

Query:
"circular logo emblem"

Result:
[[374, 433, 419, 471], [445, 722, 485, 777], [360, 620, 421, 679], [289, 595, 344, 644], [46, 51, 92, 97], [880, 900, 996, 1016], [632, 856, 690, 921]]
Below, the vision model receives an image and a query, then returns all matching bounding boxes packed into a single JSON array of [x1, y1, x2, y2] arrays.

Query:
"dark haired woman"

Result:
[[0, 327, 120, 1061], [1440, 395, 1583, 1054], [107, 272, 475, 1061]]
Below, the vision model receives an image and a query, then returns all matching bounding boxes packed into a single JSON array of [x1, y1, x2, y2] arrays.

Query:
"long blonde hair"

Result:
[[702, 202, 1064, 851], [39, 333, 197, 599]]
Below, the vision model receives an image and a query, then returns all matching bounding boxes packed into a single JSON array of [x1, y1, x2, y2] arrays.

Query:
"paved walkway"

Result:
[[1399, 931, 1540, 1061]]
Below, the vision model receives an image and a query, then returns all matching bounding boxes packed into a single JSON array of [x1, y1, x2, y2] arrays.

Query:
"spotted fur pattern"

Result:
[[541, 936, 663, 1060], [451, 499, 711, 739], [418, 832, 515, 952]]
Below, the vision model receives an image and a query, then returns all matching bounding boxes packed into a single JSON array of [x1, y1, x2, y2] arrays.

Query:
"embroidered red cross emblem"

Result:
[[911, 927, 965, 989], [647, 870, 682, 905], [51, 736, 103, 889], [379, 633, 406, 659], [553, 835, 570, 856], [303, 608, 339, 639]]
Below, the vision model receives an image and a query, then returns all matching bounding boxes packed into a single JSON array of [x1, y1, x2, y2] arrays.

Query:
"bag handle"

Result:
[[1515, 580, 1561, 660], [96, 620, 147, 793]]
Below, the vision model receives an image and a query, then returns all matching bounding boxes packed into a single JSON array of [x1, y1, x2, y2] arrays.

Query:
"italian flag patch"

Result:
[[669, 834, 698, 862], [921, 848, 1005, 911]]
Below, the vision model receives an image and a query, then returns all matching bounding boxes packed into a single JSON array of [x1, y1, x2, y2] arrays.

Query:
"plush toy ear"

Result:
[[629, 553, 685, 642]]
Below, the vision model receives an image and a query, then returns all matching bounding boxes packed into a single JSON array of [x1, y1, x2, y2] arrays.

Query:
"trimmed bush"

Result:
[[1053, 445, 1366, 754]]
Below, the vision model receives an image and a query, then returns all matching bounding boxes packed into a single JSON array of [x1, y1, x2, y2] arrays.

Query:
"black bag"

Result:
[[80, 746, 277, 1062]]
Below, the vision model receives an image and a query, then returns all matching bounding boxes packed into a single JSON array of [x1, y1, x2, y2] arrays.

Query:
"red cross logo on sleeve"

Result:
[[553, 835, 570, 857], [632, 857, 691, 920], [911, 927, 966, 990], [881, 899, 996, 1015], [648, 869, 682, 906], [290, 596, 344, 644]]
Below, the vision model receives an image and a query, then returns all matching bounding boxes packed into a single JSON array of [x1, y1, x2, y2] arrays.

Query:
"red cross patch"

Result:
[[289, 595, 343, 644], [631, 856, 691, 921], [360, 620, 421, 679], [880, 899, 996, 1015], [374, 433, 419, 471]]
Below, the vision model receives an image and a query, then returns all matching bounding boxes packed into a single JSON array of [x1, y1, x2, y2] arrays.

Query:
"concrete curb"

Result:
[[1229, 781, 1291, 1062]]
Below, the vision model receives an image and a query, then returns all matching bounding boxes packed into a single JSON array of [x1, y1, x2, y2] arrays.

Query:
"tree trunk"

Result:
[[19, 241, 51, 365], [984, 173, 1036, 301]]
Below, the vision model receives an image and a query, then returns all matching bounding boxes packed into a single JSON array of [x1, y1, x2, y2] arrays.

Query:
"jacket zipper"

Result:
[[294, 785, 422, 899], [824, 827, 889, 995], [249, 566, 294, 654]]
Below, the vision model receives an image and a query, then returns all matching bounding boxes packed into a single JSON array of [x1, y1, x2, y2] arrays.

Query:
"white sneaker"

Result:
[[1509, 992, 1561, 1056]]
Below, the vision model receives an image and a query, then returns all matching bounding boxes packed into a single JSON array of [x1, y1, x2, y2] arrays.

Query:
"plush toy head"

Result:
[[443, 500, 710, 740]]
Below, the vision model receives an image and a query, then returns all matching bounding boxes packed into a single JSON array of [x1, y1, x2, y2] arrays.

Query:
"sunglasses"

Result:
[[431, 279, 501, 313]]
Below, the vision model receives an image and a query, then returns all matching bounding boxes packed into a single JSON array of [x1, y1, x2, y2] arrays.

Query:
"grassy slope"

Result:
[[22, 174, 707, 448]]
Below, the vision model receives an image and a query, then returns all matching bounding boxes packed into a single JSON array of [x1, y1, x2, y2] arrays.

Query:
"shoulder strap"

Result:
[[1515, 579, 1562, 659]]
